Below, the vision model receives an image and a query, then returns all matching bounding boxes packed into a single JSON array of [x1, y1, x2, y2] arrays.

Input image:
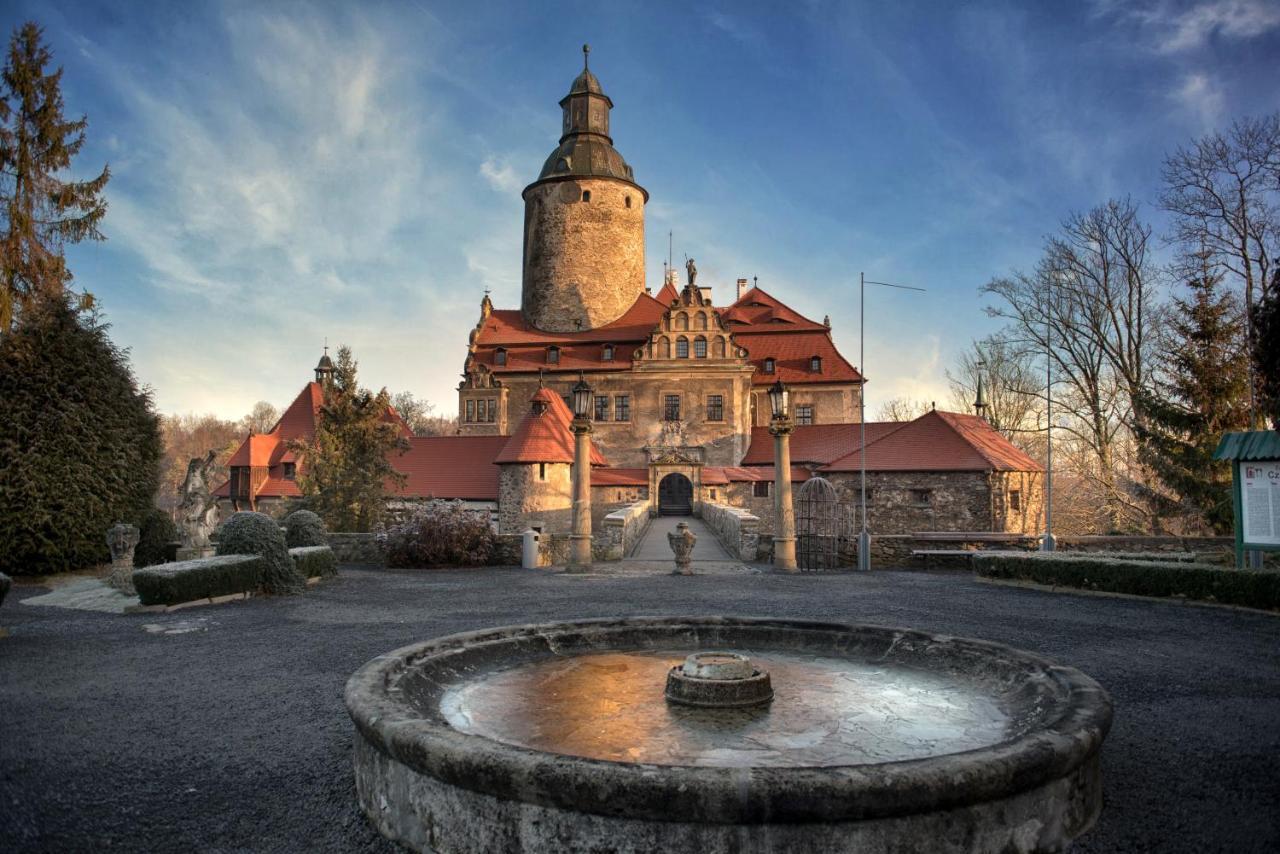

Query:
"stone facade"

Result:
[[521, 177, 645, 333], [498, 462, 572, 535], [828, 471, 1046, 536]]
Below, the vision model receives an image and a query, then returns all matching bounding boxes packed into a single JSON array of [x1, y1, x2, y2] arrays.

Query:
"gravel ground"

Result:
[[1, 565, 1278, 853]]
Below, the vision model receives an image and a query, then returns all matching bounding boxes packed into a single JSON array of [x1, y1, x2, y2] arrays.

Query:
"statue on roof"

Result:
[[685, 257, 697, 287], [178, 450, 219, 551]]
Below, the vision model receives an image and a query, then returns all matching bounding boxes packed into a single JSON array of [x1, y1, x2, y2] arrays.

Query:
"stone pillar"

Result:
[[569, 417, 593, 572], [770, 418, 797, 572], [106, 522, 141, 595]]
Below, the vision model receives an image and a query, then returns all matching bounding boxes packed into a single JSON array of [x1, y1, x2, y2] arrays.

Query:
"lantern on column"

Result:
[[768, 379, 788, 421], [572, 372, 593, 420]]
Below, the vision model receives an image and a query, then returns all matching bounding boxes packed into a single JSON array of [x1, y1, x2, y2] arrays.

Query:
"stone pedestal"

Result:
[[106, 523, 141, 595]]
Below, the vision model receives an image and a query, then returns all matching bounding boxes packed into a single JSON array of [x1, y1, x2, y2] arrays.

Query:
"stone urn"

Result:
[[668, 521, 696, 575], [106, 522, 141, 595]]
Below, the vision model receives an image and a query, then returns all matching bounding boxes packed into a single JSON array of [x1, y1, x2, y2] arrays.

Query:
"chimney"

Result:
[[736, 278, 748, 301]]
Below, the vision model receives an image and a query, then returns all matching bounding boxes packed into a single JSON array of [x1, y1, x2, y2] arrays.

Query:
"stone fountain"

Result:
[[346, 617, 1112, 853]]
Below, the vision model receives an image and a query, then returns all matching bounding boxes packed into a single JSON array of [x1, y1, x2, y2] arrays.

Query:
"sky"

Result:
[[9, 0, 1280, 420]]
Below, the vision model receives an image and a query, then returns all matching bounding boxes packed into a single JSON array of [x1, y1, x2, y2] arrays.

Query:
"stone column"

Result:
[[569, 417, 593, 572], [770, 417, 797, 571], [106, 522, 141, 595]]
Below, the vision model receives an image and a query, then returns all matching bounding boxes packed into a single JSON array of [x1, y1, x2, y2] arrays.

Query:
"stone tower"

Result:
[[521, 46, 647, 333]]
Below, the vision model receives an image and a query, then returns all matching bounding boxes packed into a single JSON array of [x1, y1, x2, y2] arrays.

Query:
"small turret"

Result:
[[315, 344, 335, 387], [973, 359, 989, 420]]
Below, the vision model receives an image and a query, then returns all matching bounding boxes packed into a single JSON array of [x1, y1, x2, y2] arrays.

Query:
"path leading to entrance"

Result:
[[627, 515, 732, 561]]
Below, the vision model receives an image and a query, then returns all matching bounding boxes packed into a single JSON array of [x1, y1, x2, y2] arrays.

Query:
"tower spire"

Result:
[[973, 359, 989, 419]]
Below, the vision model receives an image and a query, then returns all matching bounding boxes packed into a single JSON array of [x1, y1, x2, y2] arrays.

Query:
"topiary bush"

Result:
[[284, 510, 327, 548], [216, 511, 303, 594], [133, 555, 264, 606], [134, 508, 179, 568], [974, 552, 1280, 611], [290, 546, 337, 578], [380, 500, 495, 568]]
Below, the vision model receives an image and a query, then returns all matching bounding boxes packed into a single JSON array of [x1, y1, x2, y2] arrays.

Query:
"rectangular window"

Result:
[[487, 399, 497, 423], [594, 395, 610, 421], [795, 404, 814, 425], [664, 394, 681, 421], [614, 395, 631, 422], [709, 488, 717, 500], [694, 338, 707, 358], [706, 394, 724, 421], [753, 480, 771, 498], [1010, 490, 1022, 512], [283, 462, 296, 480], [465, 399, 475, 422], [539, 463, 546, 481], [911, 489, 932, 507]]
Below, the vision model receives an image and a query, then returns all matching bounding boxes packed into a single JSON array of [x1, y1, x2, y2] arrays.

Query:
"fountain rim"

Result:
[[345, 616, 1113, 825]]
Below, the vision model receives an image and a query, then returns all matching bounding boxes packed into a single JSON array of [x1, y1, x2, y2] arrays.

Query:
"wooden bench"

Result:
[[911, 549, 979, 569]]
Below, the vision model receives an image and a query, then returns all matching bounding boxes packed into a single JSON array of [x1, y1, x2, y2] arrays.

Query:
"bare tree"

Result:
[[945, 335, 1041, 445], [1161, 113, 1280, 423], [239, 400, 279, 434], [874, 397, 931, 422], [392, 390, 460, 437]]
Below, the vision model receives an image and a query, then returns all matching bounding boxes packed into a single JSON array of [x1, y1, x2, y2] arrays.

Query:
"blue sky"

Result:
[[11, 0, 1280, 419]]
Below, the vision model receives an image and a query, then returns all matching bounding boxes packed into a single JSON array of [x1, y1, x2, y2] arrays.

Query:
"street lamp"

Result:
[[569, 372, 593, 572], [768, 379, 798, 572]]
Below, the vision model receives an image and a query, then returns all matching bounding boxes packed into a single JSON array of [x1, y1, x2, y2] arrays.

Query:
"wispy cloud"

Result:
[[479, 155, 523, 194], [1100, 0, 1280, 53], [1171, 71, 1226, 126]]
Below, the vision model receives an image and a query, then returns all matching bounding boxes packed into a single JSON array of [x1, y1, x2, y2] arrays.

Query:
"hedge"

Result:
[[133, 555, 264, 607], [1058, 550, 1198, 563], [135, 508, 178, 568], [284, 510, 327, 548], [217, 511, 303, 595], [290, 546, 337, 578], [973, 552, 1280, 611]]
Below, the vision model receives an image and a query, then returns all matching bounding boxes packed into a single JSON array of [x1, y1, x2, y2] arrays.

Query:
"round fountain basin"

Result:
[[345, 617, 1112, 854]]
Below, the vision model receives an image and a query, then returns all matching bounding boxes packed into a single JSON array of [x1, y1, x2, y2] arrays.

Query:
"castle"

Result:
[[216, 50, 1044, 558]]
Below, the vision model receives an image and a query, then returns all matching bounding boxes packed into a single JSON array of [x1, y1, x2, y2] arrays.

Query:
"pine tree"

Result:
[[291, 346, 408, 532], [0, 21, 109, 329], [1136, 273, 1251, 533], [0, 295, 162, 574]]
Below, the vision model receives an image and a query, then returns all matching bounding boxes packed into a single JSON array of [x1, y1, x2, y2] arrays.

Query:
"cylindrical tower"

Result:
[[521, 47, 647, 333]]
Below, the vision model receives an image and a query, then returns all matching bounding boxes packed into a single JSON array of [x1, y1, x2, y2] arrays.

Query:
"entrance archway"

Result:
[[658, 473, 694, 516]]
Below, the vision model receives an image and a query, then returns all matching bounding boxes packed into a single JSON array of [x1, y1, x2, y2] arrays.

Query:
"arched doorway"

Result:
[[658, 473, 694, 516]]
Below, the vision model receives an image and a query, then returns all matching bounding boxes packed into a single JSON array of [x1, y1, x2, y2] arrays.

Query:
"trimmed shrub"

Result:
[[134, 508, 179, 568], [216, 511, 304, 594], [290, 546, 337, 578], [134, 555, 264, 606], [380, 500, 495, 568], [974, 552, 1280, 611], [1058, 550, 1197, 563], [284, 510, 327, 548]]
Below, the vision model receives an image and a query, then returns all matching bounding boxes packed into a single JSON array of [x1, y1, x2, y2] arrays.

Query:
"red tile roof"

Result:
[[654, 280, 679, 305], [717, 466, 812, 482], [734, 330, 862, 386], [388, 436, 509, 499], [821, 410, 1043, 473], [721, 286, 828, 331], [741, 422, 905, 466], [592, 467, 649, 486], [494, 387, 608, 465]]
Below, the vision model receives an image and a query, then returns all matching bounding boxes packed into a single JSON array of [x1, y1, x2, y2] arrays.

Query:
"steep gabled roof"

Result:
[[734, 330, 862, 386], [494, 387, 607, 465], [654, 279, 679, 305], [742, 422, 905, 466], [721, 286, 828, 332], [388, 436, 509, 500], [476, 292, 668, 348], [821, 410, 1043, 473]]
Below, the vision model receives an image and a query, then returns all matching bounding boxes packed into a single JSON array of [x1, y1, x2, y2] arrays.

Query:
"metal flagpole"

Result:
[[1042, 272, 1055, 552]]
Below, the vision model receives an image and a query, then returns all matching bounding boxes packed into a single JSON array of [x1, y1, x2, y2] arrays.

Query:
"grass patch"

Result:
[[133, 555, 264, 607], [973, 552, 1280, 611], [290, 546, 337, 578]]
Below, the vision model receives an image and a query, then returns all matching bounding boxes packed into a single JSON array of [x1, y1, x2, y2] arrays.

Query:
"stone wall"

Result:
[[599, 501, 650, 560], [829, 471, 992, 534], [328, 533, 384, 566], [748, 384, 859, 427], [700, 502, 762, 561], [865, 533, 1235, 569], [522, 177, 645, 333], [498, 462, 572, 535]]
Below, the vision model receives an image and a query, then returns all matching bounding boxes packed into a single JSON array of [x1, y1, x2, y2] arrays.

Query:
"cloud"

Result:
[[1171, 71, 1226, 125], [479, 155, 523, 194], [1103, 0, 1280, 53]]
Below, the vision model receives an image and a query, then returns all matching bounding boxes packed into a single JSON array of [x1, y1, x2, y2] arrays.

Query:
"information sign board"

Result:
[[1239, 460, 1280, 547]]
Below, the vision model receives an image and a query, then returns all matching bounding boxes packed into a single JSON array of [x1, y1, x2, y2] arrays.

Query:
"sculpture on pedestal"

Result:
[[668, 521, 696, 575], [178, 450, 220, 553], [106, 522, 140, 594]]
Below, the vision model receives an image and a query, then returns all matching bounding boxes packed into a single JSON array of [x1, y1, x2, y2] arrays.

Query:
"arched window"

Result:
[[675, 314, 688, 331], [694, 336, 707, 358], [624, 196, 631, 208], [494, 347, 507, 366], [763, 357, 775, 374], [695, 312, 707, 330], [547, 346, 560, 364], [658, 337, 671, 359], [811, 356, 822, 373], [712, 337, 725, 358], [676, 336, 689, 358], [602, 343, 614, 361], [582, 190, 591, 202]]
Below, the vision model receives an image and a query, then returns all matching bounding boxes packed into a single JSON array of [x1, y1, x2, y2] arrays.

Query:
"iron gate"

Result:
[[795, 477, 855, 571]]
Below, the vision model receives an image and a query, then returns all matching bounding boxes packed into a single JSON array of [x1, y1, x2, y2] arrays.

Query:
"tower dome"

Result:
[[520, 46, 647, 333]]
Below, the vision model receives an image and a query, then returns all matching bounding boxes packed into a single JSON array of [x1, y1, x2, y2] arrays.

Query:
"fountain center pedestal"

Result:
[[665, 651, 774, 708]]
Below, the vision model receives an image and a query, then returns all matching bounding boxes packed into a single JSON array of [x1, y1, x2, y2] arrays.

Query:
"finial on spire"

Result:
[[538, 369, 545, 388], [323, 336, 328, 355], [583, 43, 590, 70]]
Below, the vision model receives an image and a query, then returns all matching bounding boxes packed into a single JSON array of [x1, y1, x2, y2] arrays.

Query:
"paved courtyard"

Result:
[[1, 564, 1277, 852]]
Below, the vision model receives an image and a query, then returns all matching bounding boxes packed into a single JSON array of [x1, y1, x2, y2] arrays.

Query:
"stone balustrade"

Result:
[[700, 502, 761, 562], [601, 501, 651, 560]]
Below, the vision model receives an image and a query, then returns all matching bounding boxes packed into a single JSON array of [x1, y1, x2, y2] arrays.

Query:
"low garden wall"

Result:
[[700, 502, 762, 562], [601, 501, 651, 560], [328, 532, 384, 565], [867, 533, 1235, 569]]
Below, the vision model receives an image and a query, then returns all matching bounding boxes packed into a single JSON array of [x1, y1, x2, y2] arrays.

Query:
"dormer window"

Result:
[[283, 462, 297, 480], [602, 343, 614, 361], [494, 347, 507, 366], [763, 358, 775, 374], [547, 346, 560, 365], [810, 356, 822, 373]]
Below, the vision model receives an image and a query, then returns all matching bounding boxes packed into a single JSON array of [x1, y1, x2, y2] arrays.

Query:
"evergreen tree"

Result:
[[0, 22, 109, 329], [291, 346, 408, 532], [0, 295, 162, 574], [1255, 270, 1280, 429], [1136, 273, 1251, 533]]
